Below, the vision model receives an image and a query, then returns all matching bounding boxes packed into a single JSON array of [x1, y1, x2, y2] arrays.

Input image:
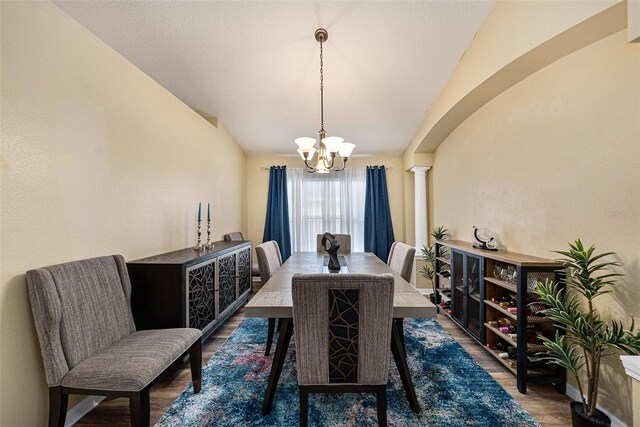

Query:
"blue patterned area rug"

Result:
[[156, 318, 539, 427]]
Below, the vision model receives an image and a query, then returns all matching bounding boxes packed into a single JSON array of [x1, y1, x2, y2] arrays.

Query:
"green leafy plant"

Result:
[[535, 239, 640, 417], [419, 226, 451, 281]]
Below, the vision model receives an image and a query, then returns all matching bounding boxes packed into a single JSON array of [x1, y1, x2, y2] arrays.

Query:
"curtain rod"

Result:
[[260, 166, 394, 171]]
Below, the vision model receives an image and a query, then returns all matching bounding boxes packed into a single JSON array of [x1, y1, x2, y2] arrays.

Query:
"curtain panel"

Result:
[[364, 165, 395, 261], [263, 166, 292, 260], [287, 167, 367, 253]]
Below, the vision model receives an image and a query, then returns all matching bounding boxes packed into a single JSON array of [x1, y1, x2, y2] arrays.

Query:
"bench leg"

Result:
[[130, 386, 150, 427], [48, 386, 68, 427], [190, 337, 202, 393]]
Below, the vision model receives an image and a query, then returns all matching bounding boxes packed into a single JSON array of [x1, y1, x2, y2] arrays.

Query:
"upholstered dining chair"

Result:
[[26, 255, 202, 427], [223, 231, 244, 242], [292, 273, 395, 427], [316, 233, 352, 254], [255, 240, 284, 356], [224, 231, 260, 278], [387, 242, 416, 283]]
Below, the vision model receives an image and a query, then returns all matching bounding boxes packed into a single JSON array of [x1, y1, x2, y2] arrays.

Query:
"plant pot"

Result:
[[570, 402, 611, 427]]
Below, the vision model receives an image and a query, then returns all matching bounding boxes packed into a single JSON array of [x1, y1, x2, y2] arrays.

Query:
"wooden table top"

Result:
[[244, 252, 437, 319], [437, 240, 562, 268]]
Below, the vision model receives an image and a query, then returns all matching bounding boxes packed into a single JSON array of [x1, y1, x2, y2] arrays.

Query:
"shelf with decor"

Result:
[[431, 248, 453, 315], [483, 276, 517, 293], [435, 240, 565, 394], [436, 256, 451, 265]]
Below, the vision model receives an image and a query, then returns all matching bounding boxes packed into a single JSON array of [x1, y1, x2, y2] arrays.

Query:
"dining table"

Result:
[[244, 251, 438, 415]]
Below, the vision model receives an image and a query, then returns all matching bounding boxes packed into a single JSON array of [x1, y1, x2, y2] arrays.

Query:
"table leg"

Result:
[[394, 318, 406, 354], [261, 317, 293, 416], [391, 318, 420, 413], [265, 318, 275, 356]]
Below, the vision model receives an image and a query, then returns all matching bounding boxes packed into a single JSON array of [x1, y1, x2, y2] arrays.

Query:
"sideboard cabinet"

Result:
[[127, 240, 252, 341], [434, 240, 565, 394]]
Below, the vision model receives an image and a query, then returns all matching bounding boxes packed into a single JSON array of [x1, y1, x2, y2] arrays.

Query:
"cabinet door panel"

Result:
[[238, 247, 251, 296], [451, 250, 464, 325], [218, 253, 237, 315], [466, 254, 482, 339], [187, 261, 216, 330]]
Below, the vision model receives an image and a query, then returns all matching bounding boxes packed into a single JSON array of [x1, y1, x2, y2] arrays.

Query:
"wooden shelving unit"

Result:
[[484, 299, 517, 320], [434, 240, 566, 394], [432, 252, 452, 316], [483, 276, 517, 293], [484, 322, 517, 345], [436, 256, 451, 264], [484, 346, 517, 374]]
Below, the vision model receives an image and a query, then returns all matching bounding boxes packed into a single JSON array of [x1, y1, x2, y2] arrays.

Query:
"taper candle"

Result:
[[198, 202, 201, 221], [207, 203, 210, 221]]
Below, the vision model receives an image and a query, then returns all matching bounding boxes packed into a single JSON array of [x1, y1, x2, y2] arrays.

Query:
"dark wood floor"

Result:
[[437, 315, 572, 427], [75, 310, 571, 426]]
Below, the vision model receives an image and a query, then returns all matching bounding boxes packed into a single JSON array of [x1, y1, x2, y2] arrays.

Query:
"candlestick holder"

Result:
[[204, 219, 214, 250], [193, 219, 204, 251]]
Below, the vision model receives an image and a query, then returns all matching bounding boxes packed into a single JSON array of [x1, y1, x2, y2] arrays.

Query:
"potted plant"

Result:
[[419, 226, 451, 282], [535, 240, 640, 427]]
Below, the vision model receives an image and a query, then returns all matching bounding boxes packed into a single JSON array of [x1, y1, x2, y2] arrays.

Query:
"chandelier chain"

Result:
[[320, 37, 324, 131]]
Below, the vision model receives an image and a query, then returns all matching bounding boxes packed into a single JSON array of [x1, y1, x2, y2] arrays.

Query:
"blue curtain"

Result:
[[263, 166, 292, 260], [364, 165, 395, 261]]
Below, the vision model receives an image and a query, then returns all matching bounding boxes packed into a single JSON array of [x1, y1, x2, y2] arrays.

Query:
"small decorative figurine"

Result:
[[321, 232, 341, 272], [472, 225, 499, 251]]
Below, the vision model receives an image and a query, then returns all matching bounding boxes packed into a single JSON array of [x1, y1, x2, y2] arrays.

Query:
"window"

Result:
[[287, 167, 366, 252]]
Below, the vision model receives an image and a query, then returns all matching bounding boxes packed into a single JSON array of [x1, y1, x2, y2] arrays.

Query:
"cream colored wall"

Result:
[[402, 0, 624, 166], [0, 3, 246, 426], [246, 156, 405, 251], [433, 30, 640, 424]]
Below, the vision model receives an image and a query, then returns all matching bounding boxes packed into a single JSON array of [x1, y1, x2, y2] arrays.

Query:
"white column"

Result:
[[411, 166, 431, 252]]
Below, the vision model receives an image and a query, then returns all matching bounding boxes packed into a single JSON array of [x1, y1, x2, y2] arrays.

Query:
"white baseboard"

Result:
[[565, 384, 628, 427], [65, 395, 105, 427]]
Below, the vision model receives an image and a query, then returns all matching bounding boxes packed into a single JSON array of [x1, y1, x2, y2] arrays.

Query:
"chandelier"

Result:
[[295, 28, 355, 174]]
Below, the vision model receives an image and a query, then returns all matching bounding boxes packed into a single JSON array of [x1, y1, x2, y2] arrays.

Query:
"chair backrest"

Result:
[[255, 240, 283, 284], [387, 242, 398, 265], [387, 242, 416, 283], [26, 255, 136, 386], [292, 273, 394, 386], [316, 234, 351, 254], [224, 232, 244, 241]]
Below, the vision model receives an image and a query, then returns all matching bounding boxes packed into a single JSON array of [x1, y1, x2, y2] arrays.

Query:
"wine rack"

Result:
[[434, 240, 565, 394]]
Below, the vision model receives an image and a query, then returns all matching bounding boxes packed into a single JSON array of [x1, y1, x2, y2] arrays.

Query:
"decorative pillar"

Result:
[[411, 166, 431, 252]]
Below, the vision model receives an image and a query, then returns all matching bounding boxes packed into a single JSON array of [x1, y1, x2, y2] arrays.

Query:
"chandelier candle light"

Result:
[[295, 28, 356, 174]]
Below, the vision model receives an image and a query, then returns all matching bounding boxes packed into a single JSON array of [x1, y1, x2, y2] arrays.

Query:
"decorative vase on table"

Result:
[[321, 232, 341, 272]]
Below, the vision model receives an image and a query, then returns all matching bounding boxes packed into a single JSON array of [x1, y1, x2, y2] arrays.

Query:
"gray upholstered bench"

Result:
[[27, 255, 202, 427]]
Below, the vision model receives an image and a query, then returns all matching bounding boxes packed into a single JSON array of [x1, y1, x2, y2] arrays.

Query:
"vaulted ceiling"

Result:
[[54, 1, 494, 156]]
